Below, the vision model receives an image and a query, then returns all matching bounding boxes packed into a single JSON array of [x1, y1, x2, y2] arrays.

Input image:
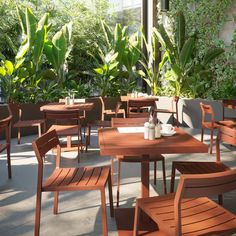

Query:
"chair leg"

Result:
[[170, 163, 176, 193], [218, 194, 223, 205], [162, 159, 167, 194], [201, 128, 204, 142], [210, 129, 214, 154], [35, 190, 42, 236], [133, 201, 140, 236], [38, 124, 42, 137], [17, 128, 21, 144], [100, 189, 108, 236], [111, 158, 114, 185], [153, 161, 157, 185], [117, 159, 121, 207], [107, 170, 114, 217], [7, 144, 12, 179], [53, 191, 59, 214], [176, 112, 179, 127]]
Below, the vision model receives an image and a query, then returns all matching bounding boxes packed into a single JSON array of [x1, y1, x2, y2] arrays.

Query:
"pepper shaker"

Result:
[[148, 123, 155, 140]]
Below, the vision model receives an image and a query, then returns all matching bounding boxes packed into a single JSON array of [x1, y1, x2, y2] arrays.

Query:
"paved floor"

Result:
[[1, 127, 236, 236]]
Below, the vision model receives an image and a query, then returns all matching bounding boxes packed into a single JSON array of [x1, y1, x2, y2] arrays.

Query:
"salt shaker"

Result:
[[155, 122, 161, 138], [148, 123, 155, 140], [65, 96, 70, 105], [144, 122, 149, 140]]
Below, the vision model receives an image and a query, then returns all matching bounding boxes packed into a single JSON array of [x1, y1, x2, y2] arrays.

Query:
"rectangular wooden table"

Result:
[[98, 127, 208, 236]]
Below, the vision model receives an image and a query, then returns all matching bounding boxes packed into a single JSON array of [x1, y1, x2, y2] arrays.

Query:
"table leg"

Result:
[[141, 154, 150, 198]]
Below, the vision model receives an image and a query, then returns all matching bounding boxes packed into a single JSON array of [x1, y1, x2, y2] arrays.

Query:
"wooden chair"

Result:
[[0, 105, 12, 179], [32, 130, 114, 236], [170, 125, 235, 204], [100, 96, 126, 121], [222, 99, 236, 122], [155, 96, 179, 126], [133, 169, 236, 236], [127, 98, 158, 118], [13, 104, 45, 144], [42, 109, 86, 161], [112, 117, 167, 207]]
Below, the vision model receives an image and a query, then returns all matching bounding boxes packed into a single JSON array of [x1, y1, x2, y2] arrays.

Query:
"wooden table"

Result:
[[99, 127, 208, 235]]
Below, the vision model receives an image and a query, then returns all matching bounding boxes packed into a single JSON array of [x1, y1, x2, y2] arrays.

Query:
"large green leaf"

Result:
[[0, 67, 6, 76], [37, 13, 49, 31], [17, 7, 27, 36], [44, 41, 57, 69], [52, 30, 67, 70], [16, 40, 29, 59], [26, 8, 37, 48], [33, 26, 46, 64], [101, 20, 113, 48], [5, 60, 14, 75], [203, 48, 224, 65], [179, 37, 195, 68], [176, 11, 185, 53]]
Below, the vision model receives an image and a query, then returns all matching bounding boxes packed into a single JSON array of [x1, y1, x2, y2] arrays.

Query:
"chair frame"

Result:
[[43, 109, 84, 161], [155, 96, 179, 127], [134, 169, 236, 236], [13, 104, 45, 144], [99, 96, 126, 121], [111, 117, 167, 207], [222, 99, 236, 122], [32, 130, 114, 236], [0, 105, 12, 178]]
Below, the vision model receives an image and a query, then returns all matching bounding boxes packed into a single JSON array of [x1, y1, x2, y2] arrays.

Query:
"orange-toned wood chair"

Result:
[[155, 96, 179, 126], [222, 99, 236, 122], [112, 117, 167, 207], [42, 109, 85, 161], [170, 125, 235, 204], [100, 96, 126, 121], [127, 98, 158, 118], [32, 130, 114, 236], [0, 105, 12, 178], [13, 104, 45, 144], [200, 102, 235, 154], [133, 169, 236, 236]]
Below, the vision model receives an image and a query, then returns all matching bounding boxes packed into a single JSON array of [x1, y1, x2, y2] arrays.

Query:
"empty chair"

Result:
[[155, 96, 179, 126], [100, 96, 126, 121], [112, 117, 167, 207], [32, 130, 114, 236], [13, 104, 45, 144], [127, 98, 158, 118], [170, 125, 235, 204], [42, 108, 85, 161], [222, 99, 236, 122], [0, 105, 12, 178], [133, 169, 236, 236]]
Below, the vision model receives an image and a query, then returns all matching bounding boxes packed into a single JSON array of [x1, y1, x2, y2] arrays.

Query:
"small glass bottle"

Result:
[[144, 122, 149, 140], [148, 123, 155, 140], [155, 120, 161, 138]]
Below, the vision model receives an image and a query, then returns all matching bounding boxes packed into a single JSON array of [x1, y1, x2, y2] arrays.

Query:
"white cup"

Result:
[[161, 124, 174, 134]]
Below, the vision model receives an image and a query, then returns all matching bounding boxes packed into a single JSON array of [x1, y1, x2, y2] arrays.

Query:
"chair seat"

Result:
[[156, 108, 175, 114], [13, 119, 45, 128], [216, 120, 236, 127], [117, 154, 164, 163], [138, 194, 236, 236], [173, 161, 230, 174], [43, 166, 110, 191], [104, 109, 126, 115], [48, 124, 80, 136], [202, 121, 220, 129]]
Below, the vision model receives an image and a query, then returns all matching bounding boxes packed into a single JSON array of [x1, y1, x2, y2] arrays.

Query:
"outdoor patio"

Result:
[[1, 127, 236, 236]]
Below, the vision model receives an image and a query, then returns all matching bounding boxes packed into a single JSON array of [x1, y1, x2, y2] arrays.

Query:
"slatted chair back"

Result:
[[200, 102, 215, 125], [174, 169, 236, 235], [216, 125, 236, 162], [127, 99, 157, 116], [222, 99, 236, 120], [111, 117, 148, 128], [32, 129, 61, 167]]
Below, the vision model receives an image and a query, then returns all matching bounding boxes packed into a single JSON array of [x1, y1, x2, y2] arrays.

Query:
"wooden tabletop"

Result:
[[40, 102, 94, 112], [99, 127, 208, 156], [120, 96, 159, 102]]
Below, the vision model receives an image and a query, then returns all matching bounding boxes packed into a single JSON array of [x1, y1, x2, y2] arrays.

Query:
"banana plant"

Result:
[[44, 22, 73, 87], [137, 27, 161, 96], [154, 11, 224, 97]]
